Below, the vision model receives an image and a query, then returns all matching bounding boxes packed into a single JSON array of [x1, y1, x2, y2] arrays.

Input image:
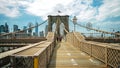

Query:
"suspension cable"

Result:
[[54, 18, 59, 34], [0, 20, 47, 37], [64, 28, 69, 34], [70, 19, 120, 36], [59, 17, 69, 34]]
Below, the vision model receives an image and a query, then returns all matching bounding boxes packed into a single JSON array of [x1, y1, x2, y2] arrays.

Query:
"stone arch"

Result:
[[48, 15, 69, 36]]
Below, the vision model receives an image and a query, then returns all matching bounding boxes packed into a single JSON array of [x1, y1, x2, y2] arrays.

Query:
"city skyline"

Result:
[[0, 22, 45, 37]]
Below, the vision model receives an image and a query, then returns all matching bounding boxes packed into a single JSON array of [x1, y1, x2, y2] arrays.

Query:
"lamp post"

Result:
[[73, 16, 77, 32]]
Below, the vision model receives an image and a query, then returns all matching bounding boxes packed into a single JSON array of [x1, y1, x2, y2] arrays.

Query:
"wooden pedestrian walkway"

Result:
[[48, 41, 107, 68]]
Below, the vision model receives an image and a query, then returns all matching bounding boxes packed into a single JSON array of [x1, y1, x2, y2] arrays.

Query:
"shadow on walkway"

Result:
[[48, 42, 61, 68]]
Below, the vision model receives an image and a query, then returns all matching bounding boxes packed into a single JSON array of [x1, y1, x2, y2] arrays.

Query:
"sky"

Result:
[[0, 0, 120, 33]]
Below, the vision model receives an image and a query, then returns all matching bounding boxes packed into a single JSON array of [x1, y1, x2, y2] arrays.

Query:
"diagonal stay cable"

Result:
[[64, 28, 69, 34], [69, 19, 120, 36], [0, 20, 48, 37], [59, 17, 70, 34]]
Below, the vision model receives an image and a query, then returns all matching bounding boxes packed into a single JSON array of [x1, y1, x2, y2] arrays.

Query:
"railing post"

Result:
[[34, 56, 38, 68], [73, 32, 75, 45], [72, 33, 74, 45], [90, 44, 92, 57], [105, 46, 108, 67]]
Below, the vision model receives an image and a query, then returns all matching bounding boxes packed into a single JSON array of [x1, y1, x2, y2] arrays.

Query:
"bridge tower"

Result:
[[48, 15, 69, 36]]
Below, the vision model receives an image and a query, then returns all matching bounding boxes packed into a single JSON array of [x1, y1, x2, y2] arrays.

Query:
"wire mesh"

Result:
[[12, 56, 34, 68], [107, 48, 120, 68], [91, 45, 106, 62]]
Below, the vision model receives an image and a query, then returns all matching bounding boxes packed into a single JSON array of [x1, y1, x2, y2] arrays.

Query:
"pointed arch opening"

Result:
[[60, 23, 65, 37], [52, 23, 56, 32]]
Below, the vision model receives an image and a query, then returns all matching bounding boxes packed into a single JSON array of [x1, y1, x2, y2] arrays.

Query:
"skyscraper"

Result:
[[0, 25, 1, 34], [39, 31, 44, 37], [45, 25, 48, 36], [23, 26, 27, 33], [13, 25, 18, 32], [28, 22, 33, 36], [4, 23, 9, 33], [33, 32, 36, 36], [0, 25, 5, 33], [35, 22, 38, 36]]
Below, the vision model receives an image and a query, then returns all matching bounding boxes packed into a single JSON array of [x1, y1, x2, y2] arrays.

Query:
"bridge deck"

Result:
[[48, 41, 107, 68]]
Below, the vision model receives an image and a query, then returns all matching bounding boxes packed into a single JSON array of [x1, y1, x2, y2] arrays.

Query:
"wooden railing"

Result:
[[10, 32, 56, 68], [66, 32, 120, 68]]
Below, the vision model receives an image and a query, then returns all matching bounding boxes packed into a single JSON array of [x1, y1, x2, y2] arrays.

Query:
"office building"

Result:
[[45, 25, 48, 36], [28, 22, 33, 36], [23, 26, 27, 33], [39, 31, 44, 37], [33, 32, 36, 36], [13, 25, 18, 32], [4, 23, 9, 33], [35, 22, 38, 36], [0, 25, 5, 33]]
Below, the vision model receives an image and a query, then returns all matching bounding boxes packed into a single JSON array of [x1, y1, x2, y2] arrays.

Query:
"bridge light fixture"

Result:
[[73, 16, 77, 31]]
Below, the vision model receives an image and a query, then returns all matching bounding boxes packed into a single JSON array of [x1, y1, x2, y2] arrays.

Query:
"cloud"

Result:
[[69, 0, 120, 25], [77, 6, 97, 22], [0, 0, 120, 25], [26, 0, 96, 21], [67, 0, 97, 22], [24, 0, 73, 19], [0, 0, 20, 17], [96, 0, 120, 21], [0, 0, 74, 18]]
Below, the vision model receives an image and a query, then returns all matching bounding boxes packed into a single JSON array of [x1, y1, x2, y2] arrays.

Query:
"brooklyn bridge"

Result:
[[0, 15, 120, 68]]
